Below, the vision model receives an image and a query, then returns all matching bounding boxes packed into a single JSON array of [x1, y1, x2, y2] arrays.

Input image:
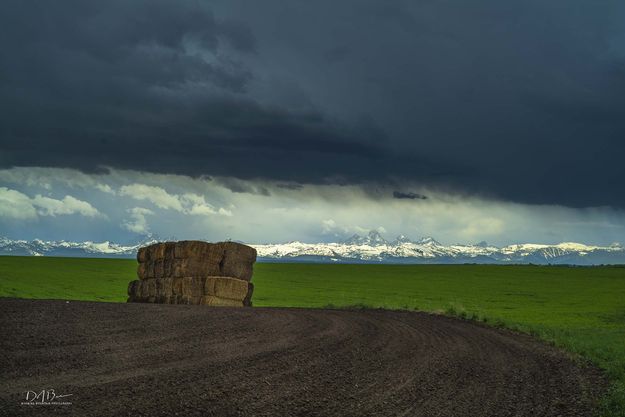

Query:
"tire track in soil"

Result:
[[0, 299, 607, 417]]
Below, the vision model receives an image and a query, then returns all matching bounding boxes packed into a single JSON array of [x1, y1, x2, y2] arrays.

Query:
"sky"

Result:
[[1, 0, 624, 246]]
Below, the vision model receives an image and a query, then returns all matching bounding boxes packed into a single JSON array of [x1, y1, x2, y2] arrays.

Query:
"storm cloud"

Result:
[[1, 0, 625, 207], [393, 191, 428, 200]]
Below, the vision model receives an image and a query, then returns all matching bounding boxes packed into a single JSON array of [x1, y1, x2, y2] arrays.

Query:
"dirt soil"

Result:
[[0, 298, 606, 417]]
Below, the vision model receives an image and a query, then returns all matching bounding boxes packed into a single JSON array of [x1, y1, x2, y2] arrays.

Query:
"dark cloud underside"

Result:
[[1, 0, 625, 207], [393, 191, 427, 200]]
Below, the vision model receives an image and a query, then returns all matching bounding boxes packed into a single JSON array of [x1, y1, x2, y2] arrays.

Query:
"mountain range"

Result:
[[1, 231, 624, 265]]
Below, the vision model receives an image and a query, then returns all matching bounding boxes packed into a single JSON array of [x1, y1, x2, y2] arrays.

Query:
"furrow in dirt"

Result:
[[0, 298, 606, 417]]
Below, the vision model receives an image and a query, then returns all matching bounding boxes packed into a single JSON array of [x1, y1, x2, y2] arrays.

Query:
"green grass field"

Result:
[[1, 256, 624, 416]]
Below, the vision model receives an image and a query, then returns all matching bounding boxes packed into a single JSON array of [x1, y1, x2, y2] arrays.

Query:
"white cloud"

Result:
[[31, 195, 103, 217], [122, 207, 154, 234], [321, 219, 350, 236], [95, 183, 116, 194], [218, 207, 233, 217], [2, 168, 625, 247], [119, 184, 184, 211], [119, 183, 231, 217], [0, 187, 103, 219], [0, 187, 38, 219]]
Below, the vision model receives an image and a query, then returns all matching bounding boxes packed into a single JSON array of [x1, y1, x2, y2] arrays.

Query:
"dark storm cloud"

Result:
[[215, 177, 271, 196], [393, 191, 427, 200], [1, 0, 625, 208], [276, 183, 304, 191]]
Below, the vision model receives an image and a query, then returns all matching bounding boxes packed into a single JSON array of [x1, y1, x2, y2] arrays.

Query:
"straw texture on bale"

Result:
[[139, 241, 256, 261], [219, 242, 256, 281], [128, 280, 140, 297], [204, 276, 249, 300], [136, 241, 256, 282], [243, 283, 254, 307], [130, 241, 256, 306], [180, 277, 205, 298], [200, 295, 244, 307]]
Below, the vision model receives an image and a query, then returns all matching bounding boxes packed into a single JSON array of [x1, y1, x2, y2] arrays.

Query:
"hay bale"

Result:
[[137, 258, 175, 279], [136, 241, 257, 281], [127, 283, 140, 302], [178, 258, 219, 277], [204, 276, 248, 300], [218, 242, 256, 281], [140, 279, 156, 299], [174, 241, 210, 259], [137, 246, 148, 263], [137, 258, 218, 279], [178, 295, 202, 305], [172, 277, 183, 296], [180, 277, 204, 298], [132, 241, 257, 302], [137, 242, 176, 262], [149, 243, 166, 260], [162, 258, 175, 277], [137, 263, 146, 279], [220, 241, 257, 262], [127, 280, 140, 297], [155, 277, 174, 298], [154, 259, 166, 278], [221, 261, 254, 282], [129, 280, 144, 301], [244, 282, 254, 307], [200, 295, 244, 307], [127, 277, 252, 305]]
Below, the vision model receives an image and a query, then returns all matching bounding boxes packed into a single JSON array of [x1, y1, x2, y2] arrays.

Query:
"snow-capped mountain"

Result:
[[0, 236, 158, 258], [344, 230, 389, 246], [1, 234, 624, 265], [252, 234, 625, 265]]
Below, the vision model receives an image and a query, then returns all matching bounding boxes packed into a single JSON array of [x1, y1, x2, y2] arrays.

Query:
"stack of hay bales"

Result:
[[127, 241, 256, 307]]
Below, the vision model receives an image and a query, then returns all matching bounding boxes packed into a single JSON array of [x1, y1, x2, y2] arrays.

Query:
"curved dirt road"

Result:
[[0, 299, 605, 416]]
